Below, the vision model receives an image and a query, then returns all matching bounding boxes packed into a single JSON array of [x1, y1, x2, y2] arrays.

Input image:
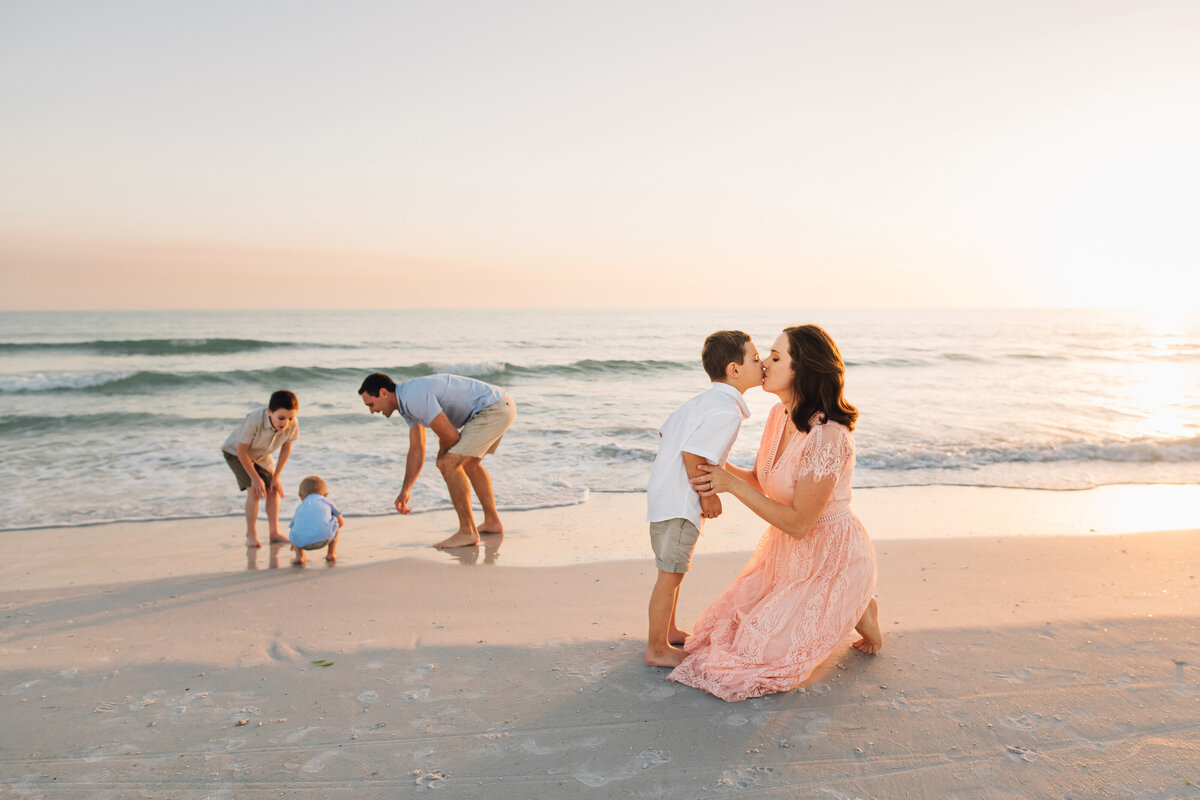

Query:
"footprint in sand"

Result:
[[405, 664, 437, 683], [1005, 745, 1039, 762], [1000, 712, 1049, 731], [988, 668, 1033, 684], [413, 769, 449, 789], [574, 749, 669, 788], [358, 690, 378, 705], [714, 766, 774, 792], [269, 639, 304, 662]]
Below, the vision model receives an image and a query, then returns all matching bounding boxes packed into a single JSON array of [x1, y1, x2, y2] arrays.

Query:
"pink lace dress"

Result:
[[668, 403, 876, 702]]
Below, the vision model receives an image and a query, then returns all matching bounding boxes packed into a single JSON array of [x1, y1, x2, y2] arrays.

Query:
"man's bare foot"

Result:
[[645, 646, 688, 668], [246, 535, 262, 548], [668, 628, 691, 646], [852, 597, 883, 654], [435, 530, 480, 549]]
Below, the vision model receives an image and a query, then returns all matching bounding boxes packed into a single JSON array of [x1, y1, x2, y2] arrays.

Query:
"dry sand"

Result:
[[2, 486, 1198, 798]]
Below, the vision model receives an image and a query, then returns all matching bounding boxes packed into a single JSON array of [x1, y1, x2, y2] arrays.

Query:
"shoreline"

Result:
[[2, 483, 1198, 592]]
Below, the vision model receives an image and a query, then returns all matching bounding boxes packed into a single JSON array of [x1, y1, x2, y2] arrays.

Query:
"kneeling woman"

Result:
[[668, 324, 882, 702]]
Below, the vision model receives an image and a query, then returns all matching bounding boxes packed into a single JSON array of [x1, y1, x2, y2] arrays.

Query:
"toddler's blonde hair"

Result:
[[298, 475, 327, 498]]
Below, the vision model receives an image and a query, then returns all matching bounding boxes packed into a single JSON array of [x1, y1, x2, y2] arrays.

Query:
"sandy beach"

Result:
[[2, 486, 1198, 798]]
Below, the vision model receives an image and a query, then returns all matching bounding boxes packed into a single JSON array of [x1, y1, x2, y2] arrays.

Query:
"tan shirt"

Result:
[[221, 408, 299, 471]]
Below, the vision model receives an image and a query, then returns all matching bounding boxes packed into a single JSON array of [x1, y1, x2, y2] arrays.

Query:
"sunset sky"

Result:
[[1, 1, 1198, 310]]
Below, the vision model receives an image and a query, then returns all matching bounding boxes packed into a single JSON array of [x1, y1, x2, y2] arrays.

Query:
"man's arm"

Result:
[[428, 412, 461, 457], [396, 424, 426, 514], [682, 451, 722, 519]]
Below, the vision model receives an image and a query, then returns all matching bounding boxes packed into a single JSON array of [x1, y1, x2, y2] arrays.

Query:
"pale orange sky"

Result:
[[1, 1, 1198, 310]]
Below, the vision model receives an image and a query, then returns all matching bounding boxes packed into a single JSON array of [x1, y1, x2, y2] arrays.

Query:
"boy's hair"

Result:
[[701, 330, 751, 381], [269, 390, 299, 411], [298, 475, 327, 498], [358, 372, 397, 397]]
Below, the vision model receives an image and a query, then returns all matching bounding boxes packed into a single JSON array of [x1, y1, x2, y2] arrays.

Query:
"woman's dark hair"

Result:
[[268, 389, 299, 411], [783, 325, 857, 432]]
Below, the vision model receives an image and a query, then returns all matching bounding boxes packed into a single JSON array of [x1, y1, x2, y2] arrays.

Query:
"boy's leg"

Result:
[[435, 453, 479, 548], [463, 458, 503, 534], [245, 493, 261, 547], [265, 491, 288, 543], [646, 570, 688, 667]]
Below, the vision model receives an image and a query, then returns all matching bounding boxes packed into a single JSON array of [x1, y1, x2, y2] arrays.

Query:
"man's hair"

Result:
[[298, 475, 327, 498], [701, 330, 751, 381], [358, 372, 396, 397], [268, 389, 299, 411]]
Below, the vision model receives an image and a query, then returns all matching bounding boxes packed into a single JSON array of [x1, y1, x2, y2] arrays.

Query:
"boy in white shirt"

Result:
[[645, 331, 763, 667]]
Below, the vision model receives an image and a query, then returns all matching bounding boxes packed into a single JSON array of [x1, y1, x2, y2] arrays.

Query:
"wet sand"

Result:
[[1, 486, 1198, 798]]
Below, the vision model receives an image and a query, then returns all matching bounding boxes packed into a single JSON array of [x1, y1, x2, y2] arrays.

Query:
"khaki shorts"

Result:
[[649, 518, 700, 574], [449, 394, 516, 458], [223, 451, 273, 492]]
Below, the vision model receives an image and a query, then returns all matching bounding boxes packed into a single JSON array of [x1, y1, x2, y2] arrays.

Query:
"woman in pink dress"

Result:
[[667, 324, 882, 702]]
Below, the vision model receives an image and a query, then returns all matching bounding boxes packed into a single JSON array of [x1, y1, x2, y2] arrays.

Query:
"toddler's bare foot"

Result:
[[246, 535, 262, 548], [668, 628, 691, 646], [435, 530, 480, 549], [851, 597, 883, 654], [325, 552, 337, 563], [645, 645, 688, 668], [292, 555, 305, 566]]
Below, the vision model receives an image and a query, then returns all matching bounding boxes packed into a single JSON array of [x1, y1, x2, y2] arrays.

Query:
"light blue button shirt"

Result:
[[395, 374, 505, 429], [289, 494, 341, 548]]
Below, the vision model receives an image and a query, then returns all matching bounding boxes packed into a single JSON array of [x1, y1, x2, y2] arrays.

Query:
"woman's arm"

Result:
[[722, 462, 761, 493], [694, 463, 836, 540]]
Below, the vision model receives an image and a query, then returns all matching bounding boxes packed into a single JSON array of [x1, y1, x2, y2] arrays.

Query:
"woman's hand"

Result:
[[691, 462, 733, 497]]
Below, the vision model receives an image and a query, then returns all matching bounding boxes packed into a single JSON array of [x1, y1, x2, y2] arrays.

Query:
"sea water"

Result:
[[0, 308, 1197, 531]]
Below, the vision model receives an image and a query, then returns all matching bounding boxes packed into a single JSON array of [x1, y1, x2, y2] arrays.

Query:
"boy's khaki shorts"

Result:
[[449, 394, 516, 458], [223, 451, 273, 491], [649, 518, 700, 574]]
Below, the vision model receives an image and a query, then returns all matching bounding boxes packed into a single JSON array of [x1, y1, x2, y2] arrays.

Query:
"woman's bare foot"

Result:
[[852, 597, 883, 654], [645, 645, 688, 668], [435, 530, 480, 549], [668, 628, 691, 646]]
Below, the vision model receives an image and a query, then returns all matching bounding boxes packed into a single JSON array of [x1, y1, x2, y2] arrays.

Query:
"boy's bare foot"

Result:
[[435, 530, 480, 549], [668, 628, 691, 646], [246, 535, 262, 548], [851, 597, 883, 654], [478, 524, 504, 535], [268, 534, 289, 544], [645, 645, 688, 668]]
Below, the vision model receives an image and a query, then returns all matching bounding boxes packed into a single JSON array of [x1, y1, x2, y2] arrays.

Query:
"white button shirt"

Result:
[[646, 382, 751, 530]]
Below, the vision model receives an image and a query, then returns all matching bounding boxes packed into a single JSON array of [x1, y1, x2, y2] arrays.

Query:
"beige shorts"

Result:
[[649, 518, 700, 574], [449, 394, 516, 458]]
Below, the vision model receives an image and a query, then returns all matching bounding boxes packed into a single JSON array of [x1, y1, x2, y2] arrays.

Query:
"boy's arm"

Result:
[[270, 440, 293, 497], [237, 443, 266, 499], [396, 424, 426, 514], [682, 451, 722, 519]]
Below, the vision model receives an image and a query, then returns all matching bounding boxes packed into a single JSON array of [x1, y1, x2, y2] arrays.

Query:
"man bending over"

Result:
[[359, 372, 517, 548]]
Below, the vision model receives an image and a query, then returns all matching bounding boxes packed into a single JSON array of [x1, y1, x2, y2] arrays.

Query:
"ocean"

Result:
[[1, 308, 1197, 531]]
